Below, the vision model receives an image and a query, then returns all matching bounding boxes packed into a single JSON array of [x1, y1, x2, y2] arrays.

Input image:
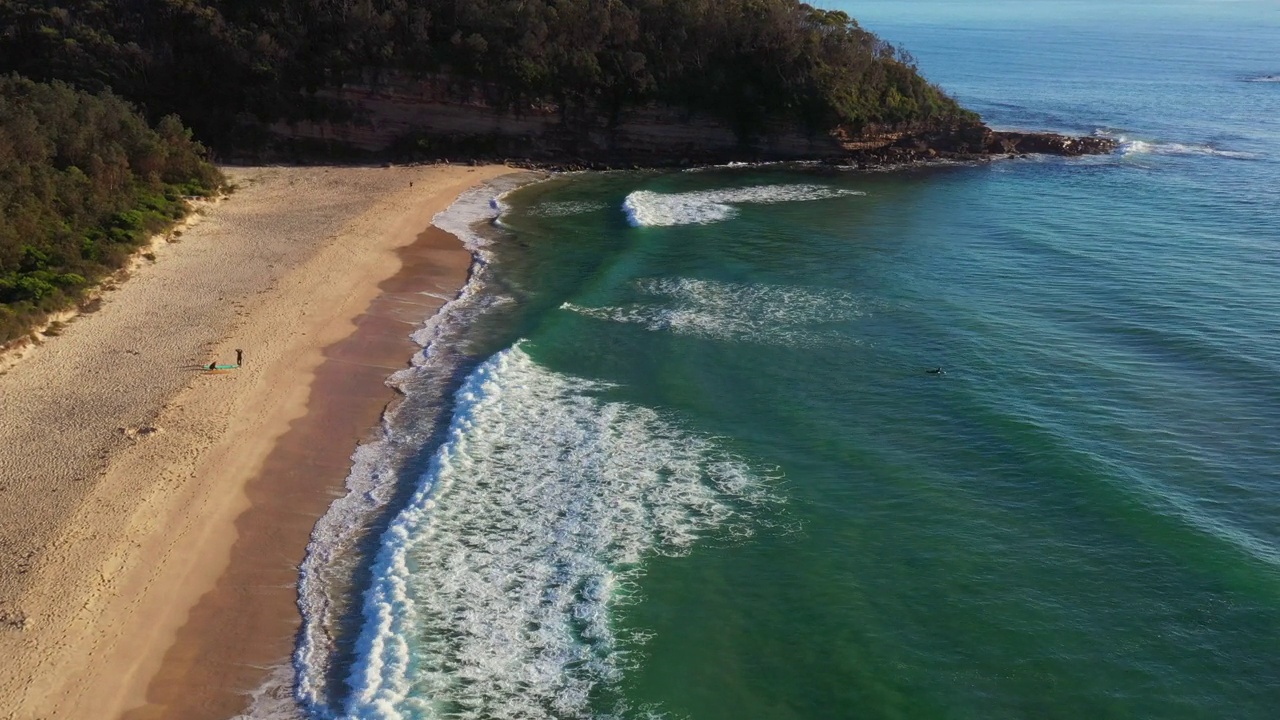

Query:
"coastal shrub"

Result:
[[0, 304, 23, 343], [0, 75, 222, 343]]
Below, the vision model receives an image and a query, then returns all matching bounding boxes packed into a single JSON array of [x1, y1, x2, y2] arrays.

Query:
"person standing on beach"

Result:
[[236, 348, 243, 367]]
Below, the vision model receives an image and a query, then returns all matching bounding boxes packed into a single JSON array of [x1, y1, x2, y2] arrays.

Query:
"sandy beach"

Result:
[[0, 163, 515, 719]]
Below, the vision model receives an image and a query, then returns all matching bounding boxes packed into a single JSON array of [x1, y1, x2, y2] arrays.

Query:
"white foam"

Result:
[[680, 160, 827, 174], [622, 185, 864, 227], [1103, 132, 1259, 160], [1244, 74, 1280, 83], [231, 665, 303, 720], [563, 277, 872, 347], [345, 346, 778, 720], [435, 174, 539, 252], [288, 174, 540, 720]]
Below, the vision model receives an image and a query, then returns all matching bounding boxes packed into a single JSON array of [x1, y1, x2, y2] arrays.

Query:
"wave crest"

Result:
[[291, 175, 534, 719], [1096, 131, 1259, 160], [345, 346, 779, 720], [563, 277, 872, 347], [623, 184, 864, 227]]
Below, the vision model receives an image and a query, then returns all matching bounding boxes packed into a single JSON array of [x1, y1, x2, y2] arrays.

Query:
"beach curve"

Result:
[[0, 163, 516, 720]]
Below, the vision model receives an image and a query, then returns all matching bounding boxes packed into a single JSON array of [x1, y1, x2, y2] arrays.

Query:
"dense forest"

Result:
[[0, 0, 976, 342], [0, 75, 221, 343], [0, 0, 976, 150]]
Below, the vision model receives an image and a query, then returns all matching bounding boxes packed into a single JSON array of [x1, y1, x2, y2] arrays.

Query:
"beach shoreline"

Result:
[[0, 164, 516, 720]]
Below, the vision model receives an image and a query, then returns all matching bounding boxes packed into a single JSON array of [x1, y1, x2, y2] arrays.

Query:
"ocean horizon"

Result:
[[265, 1, 1280, 718]]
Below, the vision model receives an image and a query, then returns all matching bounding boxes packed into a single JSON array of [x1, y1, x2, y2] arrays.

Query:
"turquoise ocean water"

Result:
[[279, 2, 1280, 719]]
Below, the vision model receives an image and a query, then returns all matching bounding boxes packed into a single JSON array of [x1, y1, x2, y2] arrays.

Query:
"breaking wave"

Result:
[[563, 277, 873, 347], [622, 184, 864, 227], [344, 345, 779, 719], [1100, 131, 1260, 160], [288, 174, 534, 719]]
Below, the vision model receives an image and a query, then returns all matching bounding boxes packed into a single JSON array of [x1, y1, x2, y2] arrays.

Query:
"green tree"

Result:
[[0, 74, 221, 342]]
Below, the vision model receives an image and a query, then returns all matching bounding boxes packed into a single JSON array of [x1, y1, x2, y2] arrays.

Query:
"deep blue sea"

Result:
[[276, 2, 1280, 718]]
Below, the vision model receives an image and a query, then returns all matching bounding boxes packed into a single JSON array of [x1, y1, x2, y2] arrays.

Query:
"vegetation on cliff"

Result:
[[0, 75, 222, 343], [0, 0, 976, 150]]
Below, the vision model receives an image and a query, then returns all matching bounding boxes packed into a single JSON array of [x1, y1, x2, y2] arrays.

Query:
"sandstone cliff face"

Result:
[[271, 73, 1114, 166], [273, 73, 844, 163]]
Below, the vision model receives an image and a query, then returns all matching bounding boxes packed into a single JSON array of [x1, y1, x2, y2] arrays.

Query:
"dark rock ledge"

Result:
[[884, 124, 1115, 162], [483, 125, 1117, 173]]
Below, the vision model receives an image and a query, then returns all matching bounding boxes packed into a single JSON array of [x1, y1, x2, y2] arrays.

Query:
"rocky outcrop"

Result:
[[895, 124, 1114, 157], [827, 124, 1116, 168], [268, 73, 1116, 168]]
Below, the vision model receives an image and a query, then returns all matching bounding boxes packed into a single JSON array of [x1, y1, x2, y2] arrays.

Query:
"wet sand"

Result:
[[117, 226, 473, 720]]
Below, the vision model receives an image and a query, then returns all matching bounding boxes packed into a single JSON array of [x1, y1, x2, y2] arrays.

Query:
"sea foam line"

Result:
[[1095, 130, 1260, 160], [285, 173, 539, 720], [563, 277, 874, 347], [623, 184, 864, 227], [344, 345, 778, 720]]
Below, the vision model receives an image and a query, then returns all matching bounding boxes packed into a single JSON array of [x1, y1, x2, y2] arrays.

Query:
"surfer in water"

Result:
[[927, 367, 945, 375]]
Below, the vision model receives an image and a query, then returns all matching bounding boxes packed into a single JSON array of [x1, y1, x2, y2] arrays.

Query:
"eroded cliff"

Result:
[[270, 73, 1115, 168]]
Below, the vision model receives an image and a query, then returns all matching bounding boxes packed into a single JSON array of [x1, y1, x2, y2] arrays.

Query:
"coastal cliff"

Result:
[[271, 73, 1115, 168], [3, 0, 1114, 168]]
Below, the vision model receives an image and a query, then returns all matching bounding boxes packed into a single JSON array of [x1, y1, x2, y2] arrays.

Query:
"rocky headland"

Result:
[[836, 123, 1117, 170], [268, 74, 1116, 171]]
